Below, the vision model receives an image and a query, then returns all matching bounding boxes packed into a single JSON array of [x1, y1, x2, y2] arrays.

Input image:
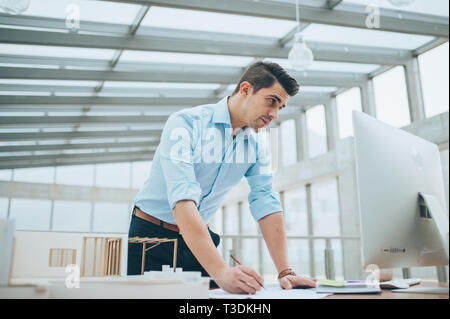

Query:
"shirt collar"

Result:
[[212, 96, 232, 127], [213, 96, 257, 140]]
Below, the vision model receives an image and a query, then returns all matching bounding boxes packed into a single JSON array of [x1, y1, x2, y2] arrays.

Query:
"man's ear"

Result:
[[239, 81, 251, 96]]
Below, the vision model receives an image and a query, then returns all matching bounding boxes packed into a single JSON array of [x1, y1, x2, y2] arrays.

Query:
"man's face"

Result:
[[241, 81, 289, 132]]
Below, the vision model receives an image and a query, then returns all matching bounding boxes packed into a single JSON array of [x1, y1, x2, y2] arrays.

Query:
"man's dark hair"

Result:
[[232, 61, 299, 97]]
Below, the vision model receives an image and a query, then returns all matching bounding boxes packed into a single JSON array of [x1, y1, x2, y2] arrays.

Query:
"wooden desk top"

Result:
[[325, 281, 449, 299]]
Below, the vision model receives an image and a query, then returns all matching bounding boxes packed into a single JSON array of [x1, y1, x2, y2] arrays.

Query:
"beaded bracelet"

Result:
[[278, 267, 297, 279]]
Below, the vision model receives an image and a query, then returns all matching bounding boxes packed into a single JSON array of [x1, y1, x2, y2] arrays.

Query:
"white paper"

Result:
[[209, 285, 330, 299]]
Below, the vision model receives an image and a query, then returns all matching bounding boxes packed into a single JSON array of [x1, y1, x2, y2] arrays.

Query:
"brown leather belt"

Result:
[[133, 206, 180, 233]]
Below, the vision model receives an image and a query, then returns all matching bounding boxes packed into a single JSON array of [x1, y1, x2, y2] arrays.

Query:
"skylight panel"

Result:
[[119, 50, 253, 67], [102, 81, 220, 90], [0, 44, 116, 60], [141, 6, 297, 38], [302, 24, 434, 50], [264, 58, 379, 73], [343, 0, 449, 17], [23, 0, 143, 25]]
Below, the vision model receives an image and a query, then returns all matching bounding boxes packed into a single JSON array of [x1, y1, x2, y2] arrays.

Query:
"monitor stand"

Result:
[[418, 193, 449, 261], [396, 193, 449, 295]]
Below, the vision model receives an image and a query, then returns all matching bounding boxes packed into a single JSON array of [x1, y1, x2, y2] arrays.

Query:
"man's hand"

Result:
[[279, 274, 317, 290], [214, 265, 264, 294]]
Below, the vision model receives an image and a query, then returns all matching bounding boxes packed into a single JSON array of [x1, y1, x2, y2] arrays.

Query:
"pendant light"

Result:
[[387, 0, 415, 7], [288, 0, 314, 71], [0, 0, 30, 15]]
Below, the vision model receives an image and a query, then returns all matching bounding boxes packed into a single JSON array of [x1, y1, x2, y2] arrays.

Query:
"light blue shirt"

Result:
[[134, 96, 282, 224]]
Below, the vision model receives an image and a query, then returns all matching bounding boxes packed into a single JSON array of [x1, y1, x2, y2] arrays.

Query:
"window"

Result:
[[13, 166, 55, 184], [313, 239, 343, 280], [283, 186, 308, 236], [418, 42, 449, 118], [209, 207, 224, 238], [240, 239, 259, 274], [373, 66, 411, 128], [92, 202, 130, 233], [131, 161, 152, 189], [56, 165, 94, 186], [223, 203, 239, 235], [52, 201, 91, 232], [49, 248, 76, 267], [0, 169, 12, 181], [305, 105, 328, 158], [262, 245, 278, 285], [0, 198, 9, 219], [287, 239, 310, 277], [311, 178, 341, 237], [280, 119, 297, 167], [95, 163, 131, 188], [336, 87, 362, 138], [81, 237, 122, 277], [9, 199, 51, 230], [240, 202, 258, 236]]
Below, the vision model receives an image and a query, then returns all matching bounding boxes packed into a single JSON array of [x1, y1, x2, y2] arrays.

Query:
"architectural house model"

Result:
[[0, 221, 209, 299]]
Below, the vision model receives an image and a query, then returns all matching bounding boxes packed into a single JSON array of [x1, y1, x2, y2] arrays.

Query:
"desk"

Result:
[[325, 282, 449, 299]]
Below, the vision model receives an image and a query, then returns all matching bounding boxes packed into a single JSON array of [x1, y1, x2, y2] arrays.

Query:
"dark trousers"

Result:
[[127, 210, 220, 288]]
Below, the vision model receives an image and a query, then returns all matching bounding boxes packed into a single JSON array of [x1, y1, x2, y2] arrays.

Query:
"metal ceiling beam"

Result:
[[99, 0, 449, 37], [0, 13, 130, 35], [0, 91, 333, 107], [0, 129, 162, 141], [0, 95, 219, 106], [0, 157, 152, 170], [0, 150, 155, 170], [0, 115, 169, 127], [327, 0, 343, 10], [0, 84, 222, 97], [0, 140, 159, 152], [413, 38, 449, 57], [0, 105, 185, 113], [0, 66, 367, 87], [0, 65, 240, 84], [0, 150, 154, 162], [0, 28, 412, 65]]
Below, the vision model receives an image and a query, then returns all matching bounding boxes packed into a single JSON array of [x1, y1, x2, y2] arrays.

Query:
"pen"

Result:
[[230, 254, 265, 290], [230, 254, 241, 265]]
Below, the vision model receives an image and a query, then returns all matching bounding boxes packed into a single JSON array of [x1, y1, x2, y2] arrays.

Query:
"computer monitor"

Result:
[[352, 111, 449, 275]]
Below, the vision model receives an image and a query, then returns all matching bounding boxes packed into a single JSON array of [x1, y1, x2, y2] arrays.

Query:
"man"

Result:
[[128, 62, 317, 294]]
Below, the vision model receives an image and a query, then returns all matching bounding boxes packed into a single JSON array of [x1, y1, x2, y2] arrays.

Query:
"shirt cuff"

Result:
[[249, 192, 283, 221], [168, 181, 202, 210]]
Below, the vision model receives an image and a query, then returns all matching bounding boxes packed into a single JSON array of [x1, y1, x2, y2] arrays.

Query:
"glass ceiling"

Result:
[[264, 58, 381, 73], [141, 6, 298, 38], [118, 50, 254, 67], [22, 0, 143, 24], [301, 24, 434, 50], [0, 43, 117, 60], [343, 0, 449, 17], [0, 0, 448, 167]]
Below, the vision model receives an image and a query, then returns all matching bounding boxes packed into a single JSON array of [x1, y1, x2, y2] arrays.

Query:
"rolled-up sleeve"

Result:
[[245, 141, 282, 221], [159, 112, 202, 210]]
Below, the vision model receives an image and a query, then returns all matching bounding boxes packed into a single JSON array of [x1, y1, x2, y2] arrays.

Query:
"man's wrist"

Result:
[[210, 264, 229, 279], [278, 267, 296, 280]]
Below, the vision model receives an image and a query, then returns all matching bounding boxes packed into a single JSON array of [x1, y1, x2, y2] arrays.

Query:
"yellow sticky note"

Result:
[[318, 279, 345, 287]]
